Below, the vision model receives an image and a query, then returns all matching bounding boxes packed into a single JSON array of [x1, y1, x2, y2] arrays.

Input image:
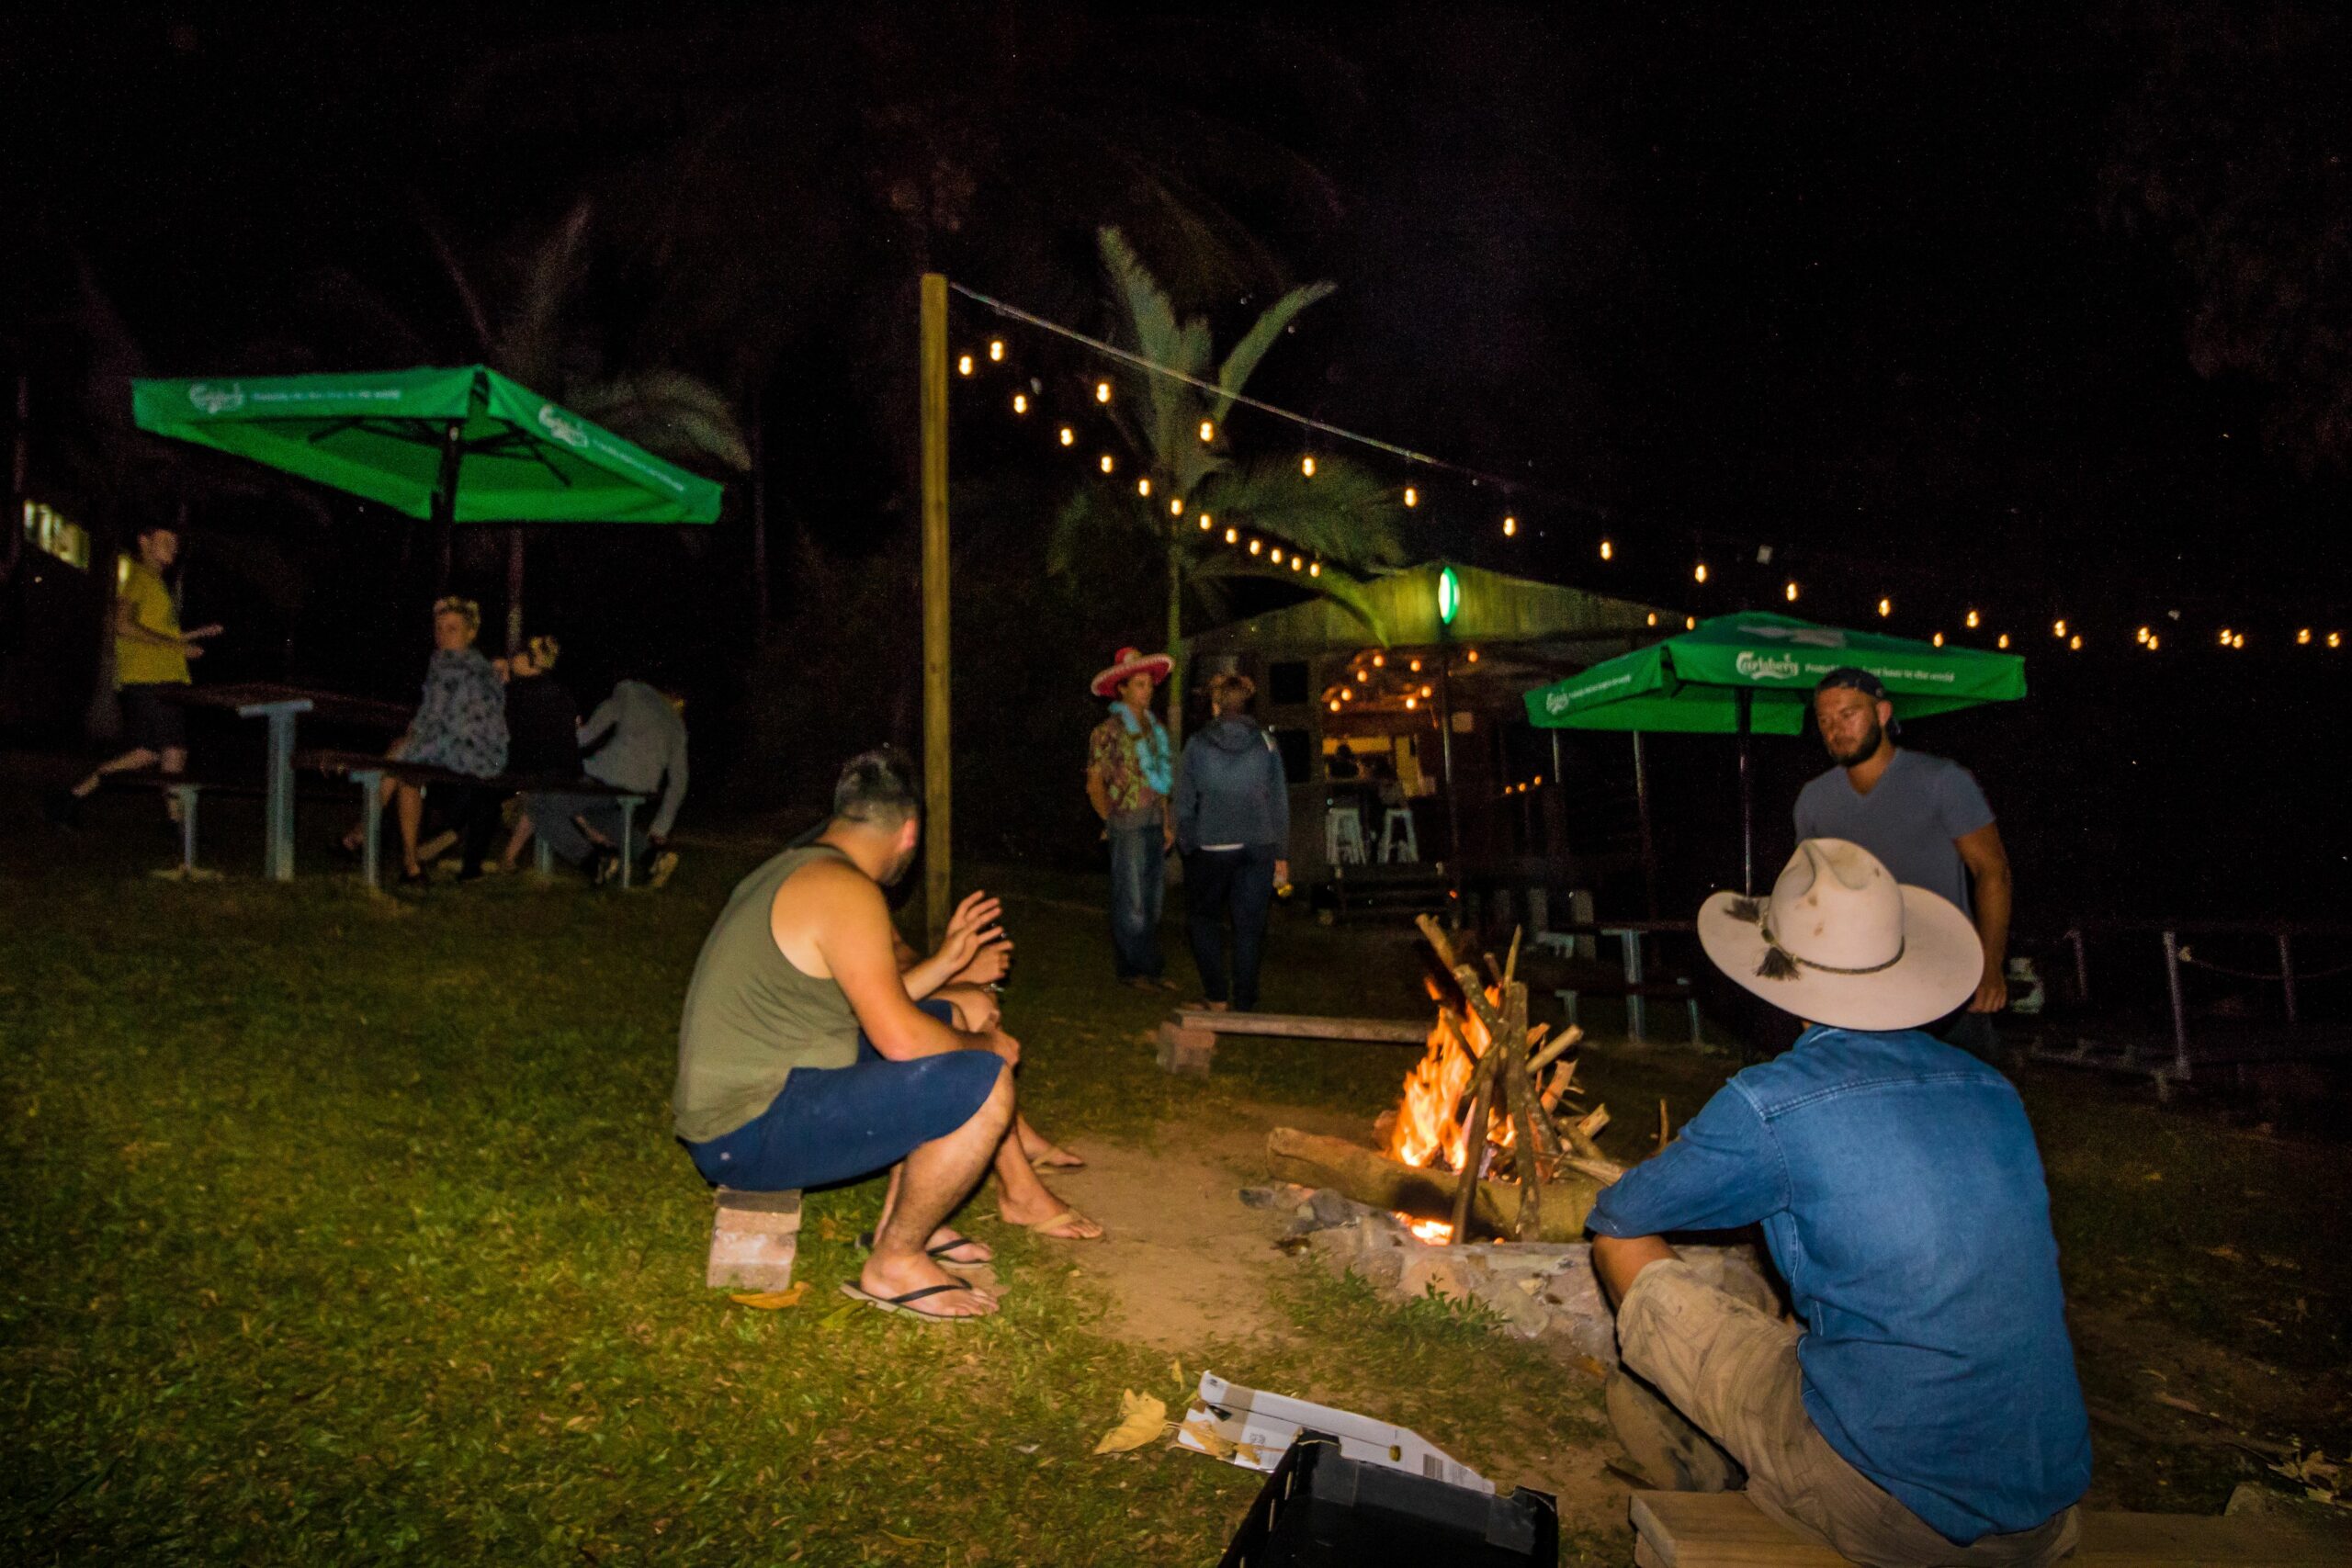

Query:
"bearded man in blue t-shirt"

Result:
[[1794, 666, 2012, 1058], [1590, 839, 2088, 1566]]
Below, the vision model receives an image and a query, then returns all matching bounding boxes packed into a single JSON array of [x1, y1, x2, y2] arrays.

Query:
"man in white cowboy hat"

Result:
[[1587, 839, 2088, 1566], [1083, 646, 1180, 991]]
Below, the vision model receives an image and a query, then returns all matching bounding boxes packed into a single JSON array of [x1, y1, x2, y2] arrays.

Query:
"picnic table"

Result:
[[168, 682, 411, 880]]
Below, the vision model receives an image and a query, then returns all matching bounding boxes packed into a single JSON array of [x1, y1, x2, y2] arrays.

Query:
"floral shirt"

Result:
[[404, 648, 509, 778], [1088, 709, 1170, 829]]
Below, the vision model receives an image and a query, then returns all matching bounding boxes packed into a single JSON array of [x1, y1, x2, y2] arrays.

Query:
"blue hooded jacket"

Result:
[[1173, 716, 1290, 854]]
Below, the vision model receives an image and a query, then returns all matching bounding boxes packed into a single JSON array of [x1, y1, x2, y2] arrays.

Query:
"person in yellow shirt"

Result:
[[49, 524, 220, 825]]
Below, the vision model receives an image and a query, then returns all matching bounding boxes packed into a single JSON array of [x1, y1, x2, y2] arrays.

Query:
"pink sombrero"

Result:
[[1089, 646, 1173, 699]]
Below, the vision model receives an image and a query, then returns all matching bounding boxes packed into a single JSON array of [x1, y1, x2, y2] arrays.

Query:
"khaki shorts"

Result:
[[1617, 1259, 2079, 1568]]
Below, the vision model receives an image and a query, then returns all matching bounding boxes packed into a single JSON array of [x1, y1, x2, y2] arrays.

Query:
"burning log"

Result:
[[1267, 1127, 1605, 1242]]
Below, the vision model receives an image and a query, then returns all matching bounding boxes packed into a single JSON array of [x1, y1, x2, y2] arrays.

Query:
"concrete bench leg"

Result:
[[707, 1188, 801, 1290], [354, 771, 385, 890], [618, 796, 641, 889], [1156, 1021, 1217, 1076], [1554, 988, 1581, 1035], [534, 833, 554, 876], [175, 784, 200, 874]]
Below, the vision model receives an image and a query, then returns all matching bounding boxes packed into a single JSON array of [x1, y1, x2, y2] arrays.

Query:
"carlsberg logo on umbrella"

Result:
[[188, 382, 245, 415], [537, 403, 591, 449], [1735, 650, 1802, 681]]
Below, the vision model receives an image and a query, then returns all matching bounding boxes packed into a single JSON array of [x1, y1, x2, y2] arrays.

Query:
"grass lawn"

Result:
[[3, 802, 2346, 1562]]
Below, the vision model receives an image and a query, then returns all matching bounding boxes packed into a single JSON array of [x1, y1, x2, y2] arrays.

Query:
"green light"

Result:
[[1437, 566, 1461, 626]]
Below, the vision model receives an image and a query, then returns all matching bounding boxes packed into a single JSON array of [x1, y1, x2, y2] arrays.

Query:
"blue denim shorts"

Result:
[[685, 998, 1004, 1191]]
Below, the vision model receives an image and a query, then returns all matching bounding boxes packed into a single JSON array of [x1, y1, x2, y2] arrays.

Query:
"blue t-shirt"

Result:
[[1589, 1026, 2090, 1545], [1792, 750, 1993, 916]]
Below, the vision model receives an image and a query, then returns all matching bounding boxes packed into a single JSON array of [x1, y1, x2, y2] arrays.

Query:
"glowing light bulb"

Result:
[[1533, 774, 1544, 786], [1136, 477, 1151, 497], [2070, 635, 2083, 650], [1329, 699, 1341, 713], [1997, 633, 2010, 649], [1355, 669, 1367, 682], [1198, 419, 1215, 443], [1094, 381, 1112, 403], [2233, 633, 2246, 649], [1309, 561, 1320, 577], [1403, 486, 1418, 507], [2135, 626, 2149, 644], [988, 340, 1004, 362], [1408, 659, 1421, 672], [1685, 616, 1696, 630], [1420, 684, 1432, 697], [1965, 609, 1979, 628], [1058, 426, 1074, 446], [1502, 515, 1517, 537], [1169, 497, 1183, 516], [1405, 696, 1418, 709], [2147, 634, 2160, 649], [2331, 632, 2344, 649], [2298, 627, 2312, 645], [1466, 649, 1479, 663], [1301, 455, 1317, 478], [956, 354, 974, 376], [1877, 597, 1892, 617], [2053, 619, 2066, 637], [1784, 581, 1800, 603], [1198, 513, 1212, 530], [1012, 393, 1028, 414], [1248, 538, 1261, 556], [1933, 632, 1945, 647], [2219, 627, 2233, 646], [1270, 547, 1283, 563], [1646, 612, 1659, 626], [1099, 454, 1114, 474], [1224, 526, 1238, 544], [1600, 538, 1613, 560], [1694, 562, 1708, 583], [1340, 687, 1351, 702], [1290, 555, 1302, 571]]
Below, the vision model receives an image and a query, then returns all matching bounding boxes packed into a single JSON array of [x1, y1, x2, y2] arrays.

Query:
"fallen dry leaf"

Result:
[[1091, 1389, 1168, 1455], [1168, 1357, 1184, 1391], [1180, 1419, 1237, 1461], [729, 1283, 810, 1311]]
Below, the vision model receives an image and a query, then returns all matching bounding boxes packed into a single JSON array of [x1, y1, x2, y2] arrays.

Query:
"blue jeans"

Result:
[[1106, 820, 1166, 979], [527, 791, 631, 867], [1184, 845, 1276, 1010]]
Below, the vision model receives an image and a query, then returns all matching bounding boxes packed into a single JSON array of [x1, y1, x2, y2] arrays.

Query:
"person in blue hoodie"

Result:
[[1172, 671, 1290, 1012], [1588, 838, 2088, 1566]]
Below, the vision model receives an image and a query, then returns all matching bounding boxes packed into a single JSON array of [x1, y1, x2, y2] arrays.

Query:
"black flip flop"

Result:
[[837, 1280, 991, 1322], [854, 1230, 993, 1269]]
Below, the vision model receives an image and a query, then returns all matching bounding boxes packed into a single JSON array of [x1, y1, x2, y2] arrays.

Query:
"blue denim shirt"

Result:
[[1589, 1026, 2090, 1544]]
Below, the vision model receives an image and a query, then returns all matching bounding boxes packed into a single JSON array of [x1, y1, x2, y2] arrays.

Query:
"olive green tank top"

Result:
[[673, 843, 864, 1143]]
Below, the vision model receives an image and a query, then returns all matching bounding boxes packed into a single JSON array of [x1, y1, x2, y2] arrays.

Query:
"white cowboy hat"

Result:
[[1696, 839, 1983, 1032], [1090, 645, 1173, 699]]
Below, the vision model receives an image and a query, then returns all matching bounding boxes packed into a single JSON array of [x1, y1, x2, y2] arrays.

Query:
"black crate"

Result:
[[1217, 1431, 1558, 1566]]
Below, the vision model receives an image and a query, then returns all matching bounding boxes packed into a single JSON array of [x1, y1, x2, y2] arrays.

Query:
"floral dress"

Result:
[[403, 648, 509, 778]]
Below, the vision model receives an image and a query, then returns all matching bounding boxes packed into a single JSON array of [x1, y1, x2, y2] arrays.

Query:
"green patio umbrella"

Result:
[[1523, 611, 2027, 892], [131, 365, 724, 643]]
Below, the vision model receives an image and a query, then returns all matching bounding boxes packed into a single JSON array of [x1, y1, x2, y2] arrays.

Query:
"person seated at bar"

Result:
[[1586, 838, 2088, 1566], [673, 749, 1102, 1323], [492, 635, 581, 873], [340, 597, 507, 886]]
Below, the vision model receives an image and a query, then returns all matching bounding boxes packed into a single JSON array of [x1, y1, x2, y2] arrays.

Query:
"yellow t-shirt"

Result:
[[115, 562, 189, 688]]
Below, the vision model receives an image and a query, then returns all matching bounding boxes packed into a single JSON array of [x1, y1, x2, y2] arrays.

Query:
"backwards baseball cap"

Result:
[[1815, 666, 1898, 734]]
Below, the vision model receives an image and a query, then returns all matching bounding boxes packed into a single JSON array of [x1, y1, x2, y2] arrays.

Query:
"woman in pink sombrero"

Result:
[[1083, 647, 1181, 990]]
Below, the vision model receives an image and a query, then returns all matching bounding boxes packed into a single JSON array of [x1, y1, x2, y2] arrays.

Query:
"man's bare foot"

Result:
[[1016, 1129, 1086, 1170], [858, 1251, 1000, 1318], [999, 1191, 1105, 1240]]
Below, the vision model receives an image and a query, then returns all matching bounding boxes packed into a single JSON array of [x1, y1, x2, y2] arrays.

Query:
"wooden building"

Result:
[[1182, 561, 1669, 914]]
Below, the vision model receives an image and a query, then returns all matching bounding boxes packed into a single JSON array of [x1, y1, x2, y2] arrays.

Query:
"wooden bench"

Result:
[[300, 749, 648, 890], [1629, 1490, 2349, 1566], [707, 1188, 800, 1290], [1155, 1010, 1430, 1076]]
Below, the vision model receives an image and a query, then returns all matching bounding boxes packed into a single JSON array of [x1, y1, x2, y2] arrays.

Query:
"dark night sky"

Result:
[[6, 5, 2349, 920]]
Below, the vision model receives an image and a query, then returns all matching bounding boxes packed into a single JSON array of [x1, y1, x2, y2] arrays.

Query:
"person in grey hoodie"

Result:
[[1172, 672, 1291, 1012]]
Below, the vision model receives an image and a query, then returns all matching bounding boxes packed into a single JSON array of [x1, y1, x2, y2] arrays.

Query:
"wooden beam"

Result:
[[919, 271, 952, 946], [1172, 1010, 1429, 1043]]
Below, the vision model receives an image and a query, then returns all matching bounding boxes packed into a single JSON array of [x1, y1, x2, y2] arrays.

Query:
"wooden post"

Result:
[[919, 272, 953, 946], [503, 526, 525, 654], [1501, 981, 1543, 1239]]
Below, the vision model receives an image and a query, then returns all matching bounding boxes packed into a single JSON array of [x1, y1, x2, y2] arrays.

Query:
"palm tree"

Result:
[[1049, 228, 1408, 743]]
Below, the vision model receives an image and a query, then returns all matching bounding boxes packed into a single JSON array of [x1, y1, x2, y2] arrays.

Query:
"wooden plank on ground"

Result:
[[1173, 1010, 1428, 1043], [1629, 1491, 2351, 1567]]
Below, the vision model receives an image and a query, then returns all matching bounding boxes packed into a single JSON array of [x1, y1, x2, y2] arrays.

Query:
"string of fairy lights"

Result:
[[945, 285, 2346, 657]]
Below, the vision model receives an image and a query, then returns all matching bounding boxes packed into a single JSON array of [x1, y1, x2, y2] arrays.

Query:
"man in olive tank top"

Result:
[[676, 750, 1101, 1321]]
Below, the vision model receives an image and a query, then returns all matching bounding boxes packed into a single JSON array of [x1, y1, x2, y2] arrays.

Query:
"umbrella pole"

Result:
[[504, 527, 525, 655], [431, 420, 463, 598], [1736, 688, 1755, 896], [1633, 730, 1658, 918]]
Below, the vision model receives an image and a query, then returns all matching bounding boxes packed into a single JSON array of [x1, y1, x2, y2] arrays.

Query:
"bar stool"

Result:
[[1377, 807, 1419, 863], [1326, 806, 1368, 865]]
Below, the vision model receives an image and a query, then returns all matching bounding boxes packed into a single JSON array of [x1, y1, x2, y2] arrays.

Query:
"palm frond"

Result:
[[569, 372, 752, 470], [1098, 226, 1215, 468], [1187, 553, 1387, 643], [1212, 277, 1335, 423], [1193, 453, 1410, 572], [501, 201, 594, 389], [1047, 487, 1159, 579]]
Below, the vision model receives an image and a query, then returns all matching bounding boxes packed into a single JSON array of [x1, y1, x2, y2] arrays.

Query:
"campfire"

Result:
[[1270, 917, 1624, 1247]]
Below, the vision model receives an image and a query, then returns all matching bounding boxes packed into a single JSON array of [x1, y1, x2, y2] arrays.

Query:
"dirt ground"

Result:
[[1048, 1096, 1631, 1537]]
